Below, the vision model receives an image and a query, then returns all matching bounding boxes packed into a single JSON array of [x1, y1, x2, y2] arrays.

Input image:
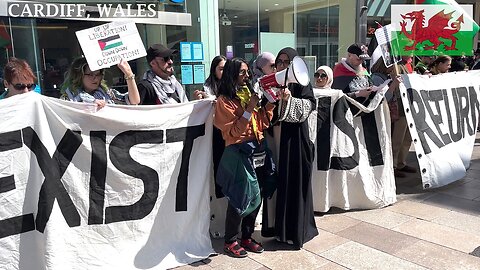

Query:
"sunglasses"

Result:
[[12, 83, 36, 91], [314, 72, 328, 79], [84, 72, 103, 79], [275, 59, 291, 67], [239, 69, 250, 76], [162, 56, 173, 62]]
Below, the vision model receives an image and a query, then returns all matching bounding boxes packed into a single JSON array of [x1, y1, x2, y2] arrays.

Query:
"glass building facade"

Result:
[[0, 0, 478, 98]]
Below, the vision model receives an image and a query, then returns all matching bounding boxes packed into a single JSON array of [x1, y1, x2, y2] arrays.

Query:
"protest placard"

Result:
[[76, 21, 146, 71], [374, 24, 401, 68]]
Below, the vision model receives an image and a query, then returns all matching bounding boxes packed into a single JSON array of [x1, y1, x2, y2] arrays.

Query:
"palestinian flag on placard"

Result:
[[98, 34, 123, 51], [391, 0, 479, 56]]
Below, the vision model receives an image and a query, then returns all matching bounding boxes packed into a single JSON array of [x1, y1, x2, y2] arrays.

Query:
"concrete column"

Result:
[[338, 0, 356, 61], [200, 0, 219, 72]]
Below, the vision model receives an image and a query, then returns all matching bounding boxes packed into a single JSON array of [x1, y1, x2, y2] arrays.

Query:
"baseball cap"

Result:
[[347, 43, 370, 60], [146, 44, 178, 63]]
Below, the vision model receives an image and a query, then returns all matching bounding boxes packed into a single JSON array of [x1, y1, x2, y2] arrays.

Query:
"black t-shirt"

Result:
[[137, 79, 181, 105]]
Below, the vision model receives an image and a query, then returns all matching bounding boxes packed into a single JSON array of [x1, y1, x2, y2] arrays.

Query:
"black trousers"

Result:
[[224, 202, 261, 243]]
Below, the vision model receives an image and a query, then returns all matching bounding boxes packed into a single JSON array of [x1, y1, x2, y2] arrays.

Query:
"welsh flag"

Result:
[[391, 0, 479, 56]]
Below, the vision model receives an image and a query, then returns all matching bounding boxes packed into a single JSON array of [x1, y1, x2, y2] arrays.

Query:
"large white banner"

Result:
[[401, 71, 480, 188], [0, 93, 214, 270], [311, 89, 397, 212]]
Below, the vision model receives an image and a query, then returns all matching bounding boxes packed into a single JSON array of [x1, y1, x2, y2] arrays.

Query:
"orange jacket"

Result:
[[214, 96, 275, 147]]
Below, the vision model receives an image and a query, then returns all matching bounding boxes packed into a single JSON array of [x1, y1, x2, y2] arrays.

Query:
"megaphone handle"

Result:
[[283, 67, 290, 88]]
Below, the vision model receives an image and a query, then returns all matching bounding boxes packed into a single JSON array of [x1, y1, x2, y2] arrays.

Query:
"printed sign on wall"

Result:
[[181, 65, 194, 84], [180, 42, 204, 62]]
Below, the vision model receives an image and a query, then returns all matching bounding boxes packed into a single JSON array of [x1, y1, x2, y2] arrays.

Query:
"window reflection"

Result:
[[219, 0, 340, 71]]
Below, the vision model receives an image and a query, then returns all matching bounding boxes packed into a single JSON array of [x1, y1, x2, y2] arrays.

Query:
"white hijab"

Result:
[[315, 65, 334, 89]]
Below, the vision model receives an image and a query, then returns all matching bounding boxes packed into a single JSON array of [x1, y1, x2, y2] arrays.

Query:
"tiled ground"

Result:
[[177, 134, 480, 269]]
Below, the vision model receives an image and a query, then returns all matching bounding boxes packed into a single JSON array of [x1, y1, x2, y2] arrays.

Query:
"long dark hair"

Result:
[[204, 55, 226, 96], [218, 57, 252, 100]]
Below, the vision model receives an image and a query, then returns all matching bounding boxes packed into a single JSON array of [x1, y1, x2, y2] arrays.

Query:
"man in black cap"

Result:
[[332, 43, 373, 98], [137, 43, 189, 105], [471, 48, 480, 70]]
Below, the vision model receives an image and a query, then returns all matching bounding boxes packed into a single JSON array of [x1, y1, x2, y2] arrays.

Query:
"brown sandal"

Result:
[[224, 241, 248, 258], [240, 238, 264, 253]]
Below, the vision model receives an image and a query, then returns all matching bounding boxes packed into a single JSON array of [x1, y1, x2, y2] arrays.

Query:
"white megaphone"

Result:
[[259, 56, 310, 102]]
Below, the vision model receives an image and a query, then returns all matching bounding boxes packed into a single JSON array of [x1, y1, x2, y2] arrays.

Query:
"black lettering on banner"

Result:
[[469, 86, 480, 132], [330, 97, 359, 170], [0, 130, 35, 238], [166, 124, 205, 212], [88, 131, 107, 225], [0, 175, 15, 194], [410, 89, 444, 154], [22, 127, 82, 233], [0, 215, 35, 239], [0, 130, 22, 151], [106, 130, 163, 224], [444, 89, 463, 143], [360, 111, 384, 166], [420, 89, 451, 145], [316, 97, 332, 171], [0, 130, 22, 193], [456, 87, 475, 137]]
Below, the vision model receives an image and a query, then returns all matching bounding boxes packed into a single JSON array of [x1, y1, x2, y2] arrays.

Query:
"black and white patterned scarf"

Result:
[[143, 70, 187, 104]]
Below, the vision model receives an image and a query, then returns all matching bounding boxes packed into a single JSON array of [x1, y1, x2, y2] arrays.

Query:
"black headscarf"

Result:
[[275, 47, 298, 62], [274, 47, 314, 103]]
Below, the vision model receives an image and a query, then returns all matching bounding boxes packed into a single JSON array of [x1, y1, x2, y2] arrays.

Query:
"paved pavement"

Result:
[[178, 133, 480, 269]]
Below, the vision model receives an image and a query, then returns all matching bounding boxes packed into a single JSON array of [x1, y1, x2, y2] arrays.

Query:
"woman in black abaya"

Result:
[[273, 47, 318, 249]]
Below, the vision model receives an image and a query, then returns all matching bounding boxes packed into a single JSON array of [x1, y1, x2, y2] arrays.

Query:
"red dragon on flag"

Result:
[[392, 1, 478, 56], [400, 9, 463, 51]]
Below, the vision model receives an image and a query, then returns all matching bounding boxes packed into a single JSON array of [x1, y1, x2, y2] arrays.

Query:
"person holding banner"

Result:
[[429, 55, 452, 75], [201, 55, 226, 97], [332, 43, 373, 99], [313, 65, 333, 90], [60, 57, 140, 108], [371, 57, 417, 178], [137, 44, 190, 105], [200, 55, 227, 198], [414, 56, 434, 75], [1, 57, 37, 100], [273, 47, 318, 250], [371, 56, 401, 120], [450, 56, 467, 72], [471, 49, 480, 70], [214, 57, 276, 258]]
